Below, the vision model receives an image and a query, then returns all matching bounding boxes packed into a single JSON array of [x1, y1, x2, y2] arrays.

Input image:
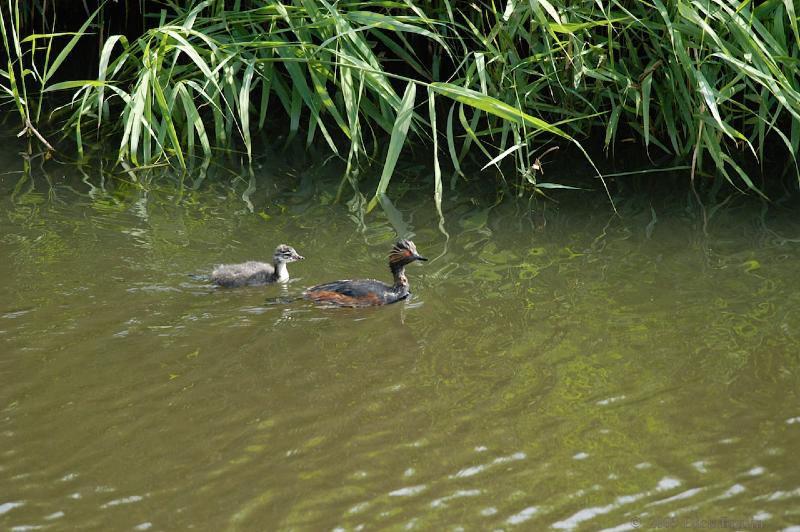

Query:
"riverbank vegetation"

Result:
[[2, 0, 799, 204]]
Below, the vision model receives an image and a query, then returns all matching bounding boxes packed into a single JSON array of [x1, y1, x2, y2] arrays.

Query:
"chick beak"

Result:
[[414, 254, 428, 262]]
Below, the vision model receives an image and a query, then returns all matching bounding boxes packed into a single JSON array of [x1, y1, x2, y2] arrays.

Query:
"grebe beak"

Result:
[[414, 254, 428, 261], [293, 252, 305, 260]]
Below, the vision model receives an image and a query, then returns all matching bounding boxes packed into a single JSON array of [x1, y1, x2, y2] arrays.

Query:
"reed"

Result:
[[0, 0, 103, 152], [5, 0, 800, 200]]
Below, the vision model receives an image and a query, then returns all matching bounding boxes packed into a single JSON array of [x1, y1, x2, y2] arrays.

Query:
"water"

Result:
[[1, 155, 800, 531]]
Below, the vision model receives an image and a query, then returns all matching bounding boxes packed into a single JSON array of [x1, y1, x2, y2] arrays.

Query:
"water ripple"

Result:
[[388, 485, 427, 497], [99, 494, 145, 509], [3, 175, 800, 529], [506, 505, 539, 525], [0, 501, 24, 515]]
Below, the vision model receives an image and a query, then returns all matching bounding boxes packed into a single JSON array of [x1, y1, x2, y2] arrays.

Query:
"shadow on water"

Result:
[[1, 151, 800, 530]]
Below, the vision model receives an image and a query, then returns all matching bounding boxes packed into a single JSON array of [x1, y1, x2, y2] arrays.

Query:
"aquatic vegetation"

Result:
[[0, 0, 99, 152], [3, 0, 800, 201]]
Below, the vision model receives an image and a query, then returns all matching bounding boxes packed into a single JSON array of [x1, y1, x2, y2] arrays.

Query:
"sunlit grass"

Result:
[[4, 0, 800, 201]]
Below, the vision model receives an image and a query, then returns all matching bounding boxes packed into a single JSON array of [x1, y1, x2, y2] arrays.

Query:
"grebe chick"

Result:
[[211, 244, 304, 287], [304, 239, 427, 307]]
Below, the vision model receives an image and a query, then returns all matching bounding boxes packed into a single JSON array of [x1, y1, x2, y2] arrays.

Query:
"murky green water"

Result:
[[1, 154, 800, 531]]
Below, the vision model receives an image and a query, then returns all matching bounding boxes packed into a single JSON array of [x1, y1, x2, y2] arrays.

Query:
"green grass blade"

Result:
[[43, 79, 109, 91], [481, 142, 523, 171], [0, 0, 26, 121], [428, 86, 445, 226], [446, 102, 463, 181], [178, 83, 211, 159], [96, 34, 127, 130], [152, 71, 185, 168], [257, 61, 273, 130], [367, 81, 416, 212], [642, 67, 653, 150], [431, 81, 572, 140], [42, 4, 101, 85], [239, 60, 255, 162]]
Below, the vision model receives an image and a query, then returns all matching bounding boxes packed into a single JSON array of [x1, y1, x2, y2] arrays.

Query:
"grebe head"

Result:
[[388, 239, 427, 268], [273, 244, 304, 264]]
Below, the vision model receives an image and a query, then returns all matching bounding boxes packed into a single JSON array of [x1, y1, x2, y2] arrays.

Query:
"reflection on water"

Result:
[[1, 159, 800, 531]]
